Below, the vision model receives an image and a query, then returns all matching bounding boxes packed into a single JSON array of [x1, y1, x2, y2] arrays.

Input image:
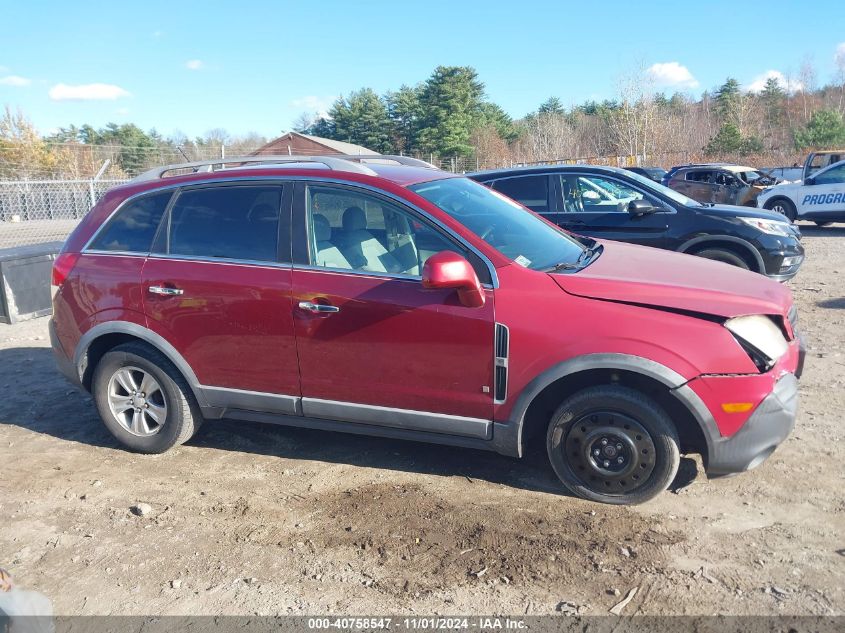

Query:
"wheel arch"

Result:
[[74, 321, 206, 407], [495, 353, 716, 466], [678, 235, 764, 273]]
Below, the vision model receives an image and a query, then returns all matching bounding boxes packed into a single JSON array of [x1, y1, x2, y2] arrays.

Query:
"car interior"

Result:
[[307, 188, 454, 276]]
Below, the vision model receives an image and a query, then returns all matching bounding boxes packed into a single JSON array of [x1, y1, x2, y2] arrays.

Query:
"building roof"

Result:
[[297, 133, 379, 155], [253, 131, 378, 156]]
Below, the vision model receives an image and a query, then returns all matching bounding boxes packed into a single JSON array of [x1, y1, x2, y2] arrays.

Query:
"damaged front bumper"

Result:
[[705, 372, 798, 477]]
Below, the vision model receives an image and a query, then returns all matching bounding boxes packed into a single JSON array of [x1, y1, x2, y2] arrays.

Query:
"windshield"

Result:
[[738, 170, 763, 184], [623, 169, 706, 207], [409, 177, 586, 271]]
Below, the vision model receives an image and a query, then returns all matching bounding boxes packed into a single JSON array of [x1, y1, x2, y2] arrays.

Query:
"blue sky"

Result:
[[1, 0, 844, 140]]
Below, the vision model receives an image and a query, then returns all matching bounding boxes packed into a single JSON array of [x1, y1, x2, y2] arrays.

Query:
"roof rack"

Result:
[[131, 154, 439, 183]]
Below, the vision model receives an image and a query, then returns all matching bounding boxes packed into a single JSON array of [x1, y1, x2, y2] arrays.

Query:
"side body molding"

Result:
[[492, 353, 718, 461]]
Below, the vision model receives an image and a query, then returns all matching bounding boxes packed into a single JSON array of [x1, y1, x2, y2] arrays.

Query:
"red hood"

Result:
[[551, 241, 792, 319]]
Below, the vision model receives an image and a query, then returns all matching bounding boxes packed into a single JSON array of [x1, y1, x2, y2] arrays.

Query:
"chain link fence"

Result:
[[0, 178, 129, 248]]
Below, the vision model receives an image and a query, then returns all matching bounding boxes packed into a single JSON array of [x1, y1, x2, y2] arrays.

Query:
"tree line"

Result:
[[297, 64, 845, 166], [2, 60, 845, 179]]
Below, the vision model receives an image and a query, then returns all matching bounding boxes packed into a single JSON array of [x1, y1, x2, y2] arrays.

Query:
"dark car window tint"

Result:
[[815, 163, 845, 184], [492, 176, 549, 212], [89, 191, 171, 253], [158, 186, 281, 262]]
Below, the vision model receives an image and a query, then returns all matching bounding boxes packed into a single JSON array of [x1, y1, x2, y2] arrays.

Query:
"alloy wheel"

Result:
[[106, 366, 168, 437]]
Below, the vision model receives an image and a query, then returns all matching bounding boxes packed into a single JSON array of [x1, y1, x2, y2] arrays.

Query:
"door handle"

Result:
[[148, 285, 184, 296], [298, 301, 340, 314]]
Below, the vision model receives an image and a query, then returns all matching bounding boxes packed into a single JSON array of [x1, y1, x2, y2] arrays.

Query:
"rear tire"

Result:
[[693, 248, 750, 270], [546, 385, 680, 505], [92, 342, 203, 453], [764, 198, 797, 222], [815, 221, 833, 227]]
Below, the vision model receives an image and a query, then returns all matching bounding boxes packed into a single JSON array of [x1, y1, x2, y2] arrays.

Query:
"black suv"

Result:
[[468, 165, 804, 281]]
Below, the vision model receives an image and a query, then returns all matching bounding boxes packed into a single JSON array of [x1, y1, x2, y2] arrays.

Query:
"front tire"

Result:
[[92, 342, 203, 453], [764, 198, 797, 222], [693, 248, 750, 270], [546, 385, 680, 505]]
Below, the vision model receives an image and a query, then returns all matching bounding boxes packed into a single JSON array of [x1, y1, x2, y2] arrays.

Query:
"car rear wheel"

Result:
[[693, 248, 750, 270], [546, 385, 680, 505], [92, 342, 203, 453], [815, 221, 833, 227], [764, 198, 797, 222]]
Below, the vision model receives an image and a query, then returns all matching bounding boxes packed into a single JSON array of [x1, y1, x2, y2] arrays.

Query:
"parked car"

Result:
[[468, 164, 803, 281], [662, 163, 779, 206], [624, 166, 667, 182], [51, 155, 803, 505], [757, 159, 845, 225]]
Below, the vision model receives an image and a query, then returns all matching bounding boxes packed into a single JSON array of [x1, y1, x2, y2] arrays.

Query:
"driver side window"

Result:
[[305, 185, 462, 277], [815, 164, 845, 185], [561, 174, 661, 213]]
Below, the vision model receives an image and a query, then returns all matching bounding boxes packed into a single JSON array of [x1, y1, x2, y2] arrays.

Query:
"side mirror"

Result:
[[627, 199, 659, 216], [804, 176, 816, 186], [422, 251, 485, 308]]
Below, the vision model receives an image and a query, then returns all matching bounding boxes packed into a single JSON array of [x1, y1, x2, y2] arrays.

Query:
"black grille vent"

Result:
[[494, 323, 509, 403]]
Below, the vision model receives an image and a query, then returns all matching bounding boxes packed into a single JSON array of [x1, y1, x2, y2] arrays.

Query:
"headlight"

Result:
[[738, 217, 793, 236], [725, 315, 788, 370]]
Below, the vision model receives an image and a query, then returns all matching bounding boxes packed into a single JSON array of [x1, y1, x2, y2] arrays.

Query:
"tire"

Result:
[[693, 248, 750, 270], [764, 197, 797, 222], [815, 221, 833, 227], [546, 385, 680, 505], [92, 342, 203, 453]]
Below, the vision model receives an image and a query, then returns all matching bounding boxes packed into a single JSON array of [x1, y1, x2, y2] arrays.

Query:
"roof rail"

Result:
[[327, 154, 440, 169], [131, 154, 380, 182]]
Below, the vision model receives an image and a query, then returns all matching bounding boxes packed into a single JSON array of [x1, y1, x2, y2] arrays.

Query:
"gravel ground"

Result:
[[0, 224, 843, 616]]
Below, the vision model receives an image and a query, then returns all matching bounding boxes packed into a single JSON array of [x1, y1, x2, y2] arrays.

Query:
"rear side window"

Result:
[[89, 191, 171, 253], [492, 176, 550, 212], [155, 186, 282, 262]]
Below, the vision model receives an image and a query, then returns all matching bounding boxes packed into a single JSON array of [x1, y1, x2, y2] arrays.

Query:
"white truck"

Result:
[[757, 155, 845, 225]]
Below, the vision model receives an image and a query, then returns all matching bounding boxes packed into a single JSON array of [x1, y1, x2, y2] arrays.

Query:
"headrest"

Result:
[[250, 203, 276, 222], [342, 206, 367, 231], [313, 213, 331, 242]]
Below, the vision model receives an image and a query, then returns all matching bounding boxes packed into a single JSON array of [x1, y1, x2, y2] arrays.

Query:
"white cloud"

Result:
[[836, 42, 845, 65], [116, 107, 130, 116], [185, 59, 204, 71], [745, 70, 801, 93], [0, 75, 31, 87], [647, 62, 699, 89], [49, 83, 130, 101], [290, 95, 334, 119]]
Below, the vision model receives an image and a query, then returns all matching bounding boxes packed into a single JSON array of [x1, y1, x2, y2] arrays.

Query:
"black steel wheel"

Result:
[[547, 385, 680, 505]]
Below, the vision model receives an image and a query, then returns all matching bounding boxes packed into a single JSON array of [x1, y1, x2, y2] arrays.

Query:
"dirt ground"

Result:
[[1, 224, 843, 617]]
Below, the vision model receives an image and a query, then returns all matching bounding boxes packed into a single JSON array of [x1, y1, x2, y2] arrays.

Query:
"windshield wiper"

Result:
[[546, 261, 580, 272]]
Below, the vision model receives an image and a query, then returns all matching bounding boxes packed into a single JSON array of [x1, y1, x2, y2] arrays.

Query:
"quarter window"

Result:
[[306, 185, 464, 277], [89, 191, 171, 253], [492, 176, 550, 212], [155, 186, 282, 262]]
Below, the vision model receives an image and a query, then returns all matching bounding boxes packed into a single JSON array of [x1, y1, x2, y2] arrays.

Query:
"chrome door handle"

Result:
[[148, 285, 184, 296], [298, 301, 340, 314]]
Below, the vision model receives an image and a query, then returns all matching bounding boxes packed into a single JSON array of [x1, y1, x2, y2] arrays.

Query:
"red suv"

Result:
[[50, 155, 804, 504]]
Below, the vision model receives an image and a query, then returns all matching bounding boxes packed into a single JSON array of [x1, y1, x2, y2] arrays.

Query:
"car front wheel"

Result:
[[546, 385, 680, 505], [764, 198, 797, 222], [92, 342, 203, 453]]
